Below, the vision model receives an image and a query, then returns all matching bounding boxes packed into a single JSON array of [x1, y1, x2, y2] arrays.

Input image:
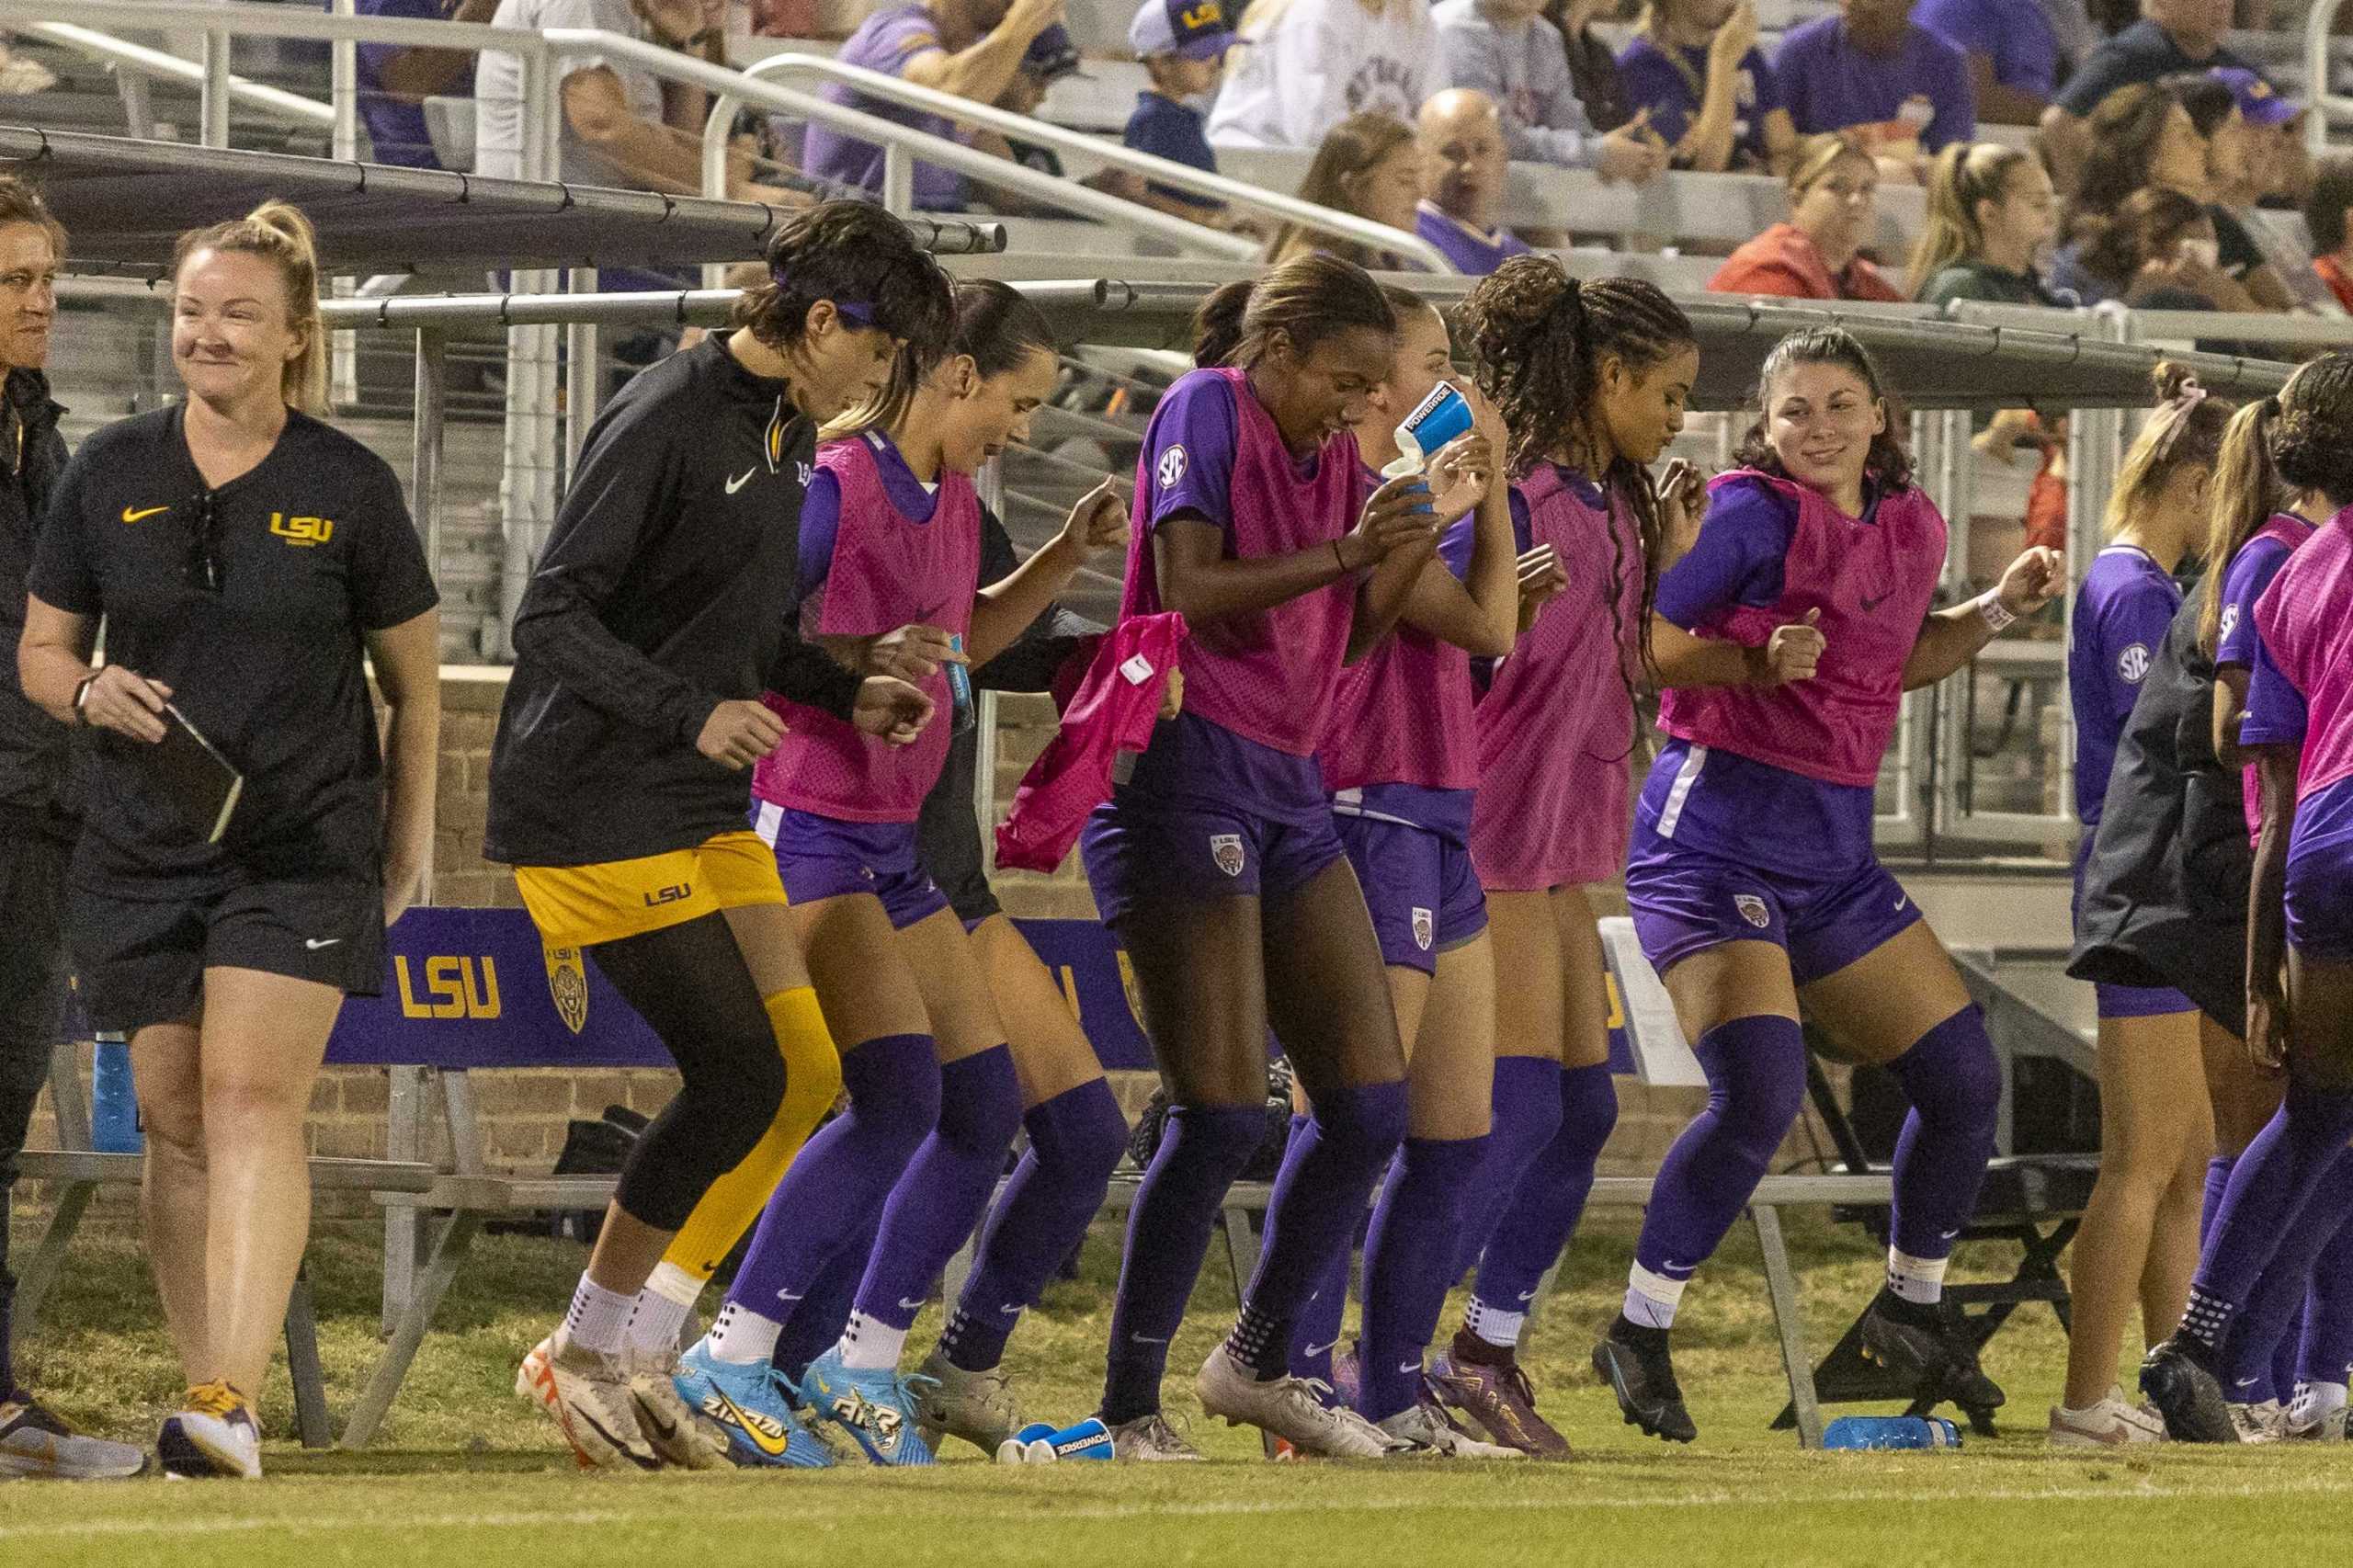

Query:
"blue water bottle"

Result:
[[1820, 1415, 1962, 1450], [947, 631, 975, 735], [90, 1031, 142, 1154]]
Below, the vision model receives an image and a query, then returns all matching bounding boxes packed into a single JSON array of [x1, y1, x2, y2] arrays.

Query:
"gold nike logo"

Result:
[[702, 1387, 792, 1458], [120, 505, 169, 524]]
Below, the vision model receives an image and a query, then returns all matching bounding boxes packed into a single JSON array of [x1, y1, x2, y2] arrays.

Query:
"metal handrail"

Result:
[[23, 21, 335, 130], [706, 51, 1451, 273], [2310, 0, 2350, 153]]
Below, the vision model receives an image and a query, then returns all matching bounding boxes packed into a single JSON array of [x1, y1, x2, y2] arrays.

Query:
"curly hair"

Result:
[[1458, 256, 1695, 742], [2270, 349, 2353, 506], [1734, 325, 1915, 492]]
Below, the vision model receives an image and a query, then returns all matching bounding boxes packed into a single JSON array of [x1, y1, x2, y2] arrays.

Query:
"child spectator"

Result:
[[1124, 0, 1245, 225]]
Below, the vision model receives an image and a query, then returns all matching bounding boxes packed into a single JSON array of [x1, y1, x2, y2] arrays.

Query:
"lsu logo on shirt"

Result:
[[269, 512, 335, 548]]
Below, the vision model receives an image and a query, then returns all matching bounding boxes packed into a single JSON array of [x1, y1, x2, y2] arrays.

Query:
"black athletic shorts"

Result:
[[69, 870, 384, 1033]]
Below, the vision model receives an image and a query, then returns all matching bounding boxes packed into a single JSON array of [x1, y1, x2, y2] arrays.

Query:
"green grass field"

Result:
[[4, 1206, 2344, 1564]]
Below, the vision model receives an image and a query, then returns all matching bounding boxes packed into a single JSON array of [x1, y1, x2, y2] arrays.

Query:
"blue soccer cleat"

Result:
[[797, 1348, 937, 1466], [673, 1340, 834, 1469]]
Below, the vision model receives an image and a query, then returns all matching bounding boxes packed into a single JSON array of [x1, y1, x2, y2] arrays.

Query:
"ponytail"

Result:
[[1192, 279, 1255, 368], [173, 199, 324, 412], [2198, 395, 2281, 658], [1905, 142, 2033, 300]]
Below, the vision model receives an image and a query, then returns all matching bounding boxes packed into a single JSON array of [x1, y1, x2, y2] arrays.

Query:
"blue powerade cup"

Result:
[[1381, 381, 1473, 478], [997, 1422, 1056, 1464], [1023, 1417, 1114, 1462]]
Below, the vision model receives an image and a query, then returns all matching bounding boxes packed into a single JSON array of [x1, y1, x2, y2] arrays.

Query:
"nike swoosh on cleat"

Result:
[[703, 1388, 792, 1458]]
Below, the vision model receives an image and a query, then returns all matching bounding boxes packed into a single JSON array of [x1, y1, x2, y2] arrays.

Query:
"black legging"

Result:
[[587, 912, 788, 1232]]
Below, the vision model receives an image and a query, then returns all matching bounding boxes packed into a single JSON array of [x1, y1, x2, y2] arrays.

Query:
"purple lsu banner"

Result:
[[326, 906, 1635, 1075]]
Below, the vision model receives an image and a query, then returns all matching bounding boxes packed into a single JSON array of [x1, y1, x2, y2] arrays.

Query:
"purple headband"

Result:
[[767, 262, 877, 325]]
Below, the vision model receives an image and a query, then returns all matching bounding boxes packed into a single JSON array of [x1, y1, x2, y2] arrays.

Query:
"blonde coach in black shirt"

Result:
[[18, 201, 440, 1480]]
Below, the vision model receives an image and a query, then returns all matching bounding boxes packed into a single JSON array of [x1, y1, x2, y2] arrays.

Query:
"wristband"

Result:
[[73, 671, 97, 722], [1976, 590, 2017, 634]]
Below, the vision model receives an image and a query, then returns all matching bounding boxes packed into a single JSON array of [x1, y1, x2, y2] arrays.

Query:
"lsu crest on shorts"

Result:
[[1333, 813, 1486, 976], [1624, 819, 1922, 985], [1079, 797, 1347, 926]]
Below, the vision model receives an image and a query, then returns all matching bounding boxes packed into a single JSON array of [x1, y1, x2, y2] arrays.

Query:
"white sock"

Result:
[[559, 1274, 635, 1356], [706, 1301, 784, 1366], [2291, 1380, 2347, 1426], [1886, 1247, 1949, 1306], [1622, 1263, 1687, 1330], [626, 1267, 699, 1356], [836, 1310, 910, 1372], [1461, 1295, 1526, 1351]]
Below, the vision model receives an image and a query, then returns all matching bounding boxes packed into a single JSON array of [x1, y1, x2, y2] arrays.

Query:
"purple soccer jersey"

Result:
[[2068, 543, 2183, 828], [2219, 513, 2317, 841], [755, 431, 979, 822], [1413, 203, 1533, 276], [801, 4, 970, 210], [1119, 367, 1362, 758]]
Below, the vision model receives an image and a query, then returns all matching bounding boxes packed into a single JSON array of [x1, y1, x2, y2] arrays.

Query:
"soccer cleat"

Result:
[[622, 1346, 731, 1470], [914, 1348, 1020, 1456], [1105, 1411, 1204, 1460], [1195, 1345, 1400, 1458], [2284, 1387, 2351, 1441], [1592, 1326, 1697, 1444], [1857, 1293, 2006, 1411], [2229, 1399, 2289, 1445], [2138, 1338, 2239, 1444], [670, 1342, 832, 1470], [2046, 1388, 2165, 1449], [516, 1335, 659, 1471], [154, 1381, 260, 1480], [1426, 1349, 1571, 1460], [1374, 1392, 1526, 1459], [797, 1349, 936, 1466], [0, 1393, 149, 1480]]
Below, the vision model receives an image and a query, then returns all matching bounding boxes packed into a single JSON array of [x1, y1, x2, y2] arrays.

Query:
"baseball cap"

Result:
[[1022, 23, 1086, 83], [1129, 0, 1237, 62], [2211, 66, 2300, 128]]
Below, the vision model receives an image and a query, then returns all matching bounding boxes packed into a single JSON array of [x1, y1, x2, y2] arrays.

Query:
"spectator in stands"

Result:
[[800, 0, 1066, 209], [2049, 82, 2198, 297], [1414, 89, 1532, 271], [1617, 0, 1796, 174], [1123, 0, 1245, 226], [1208, 0, 1443, 150], [2072, 185, 2260, 312], [0, 177, 150, 1484], [1914, 0, 2062, 124], [2041, 0, 2262, 191], [354, 0, 499, 169], [476, 0, 792, 199], [1433, 0, 1668, 181], [1708, 131, 1904, 299], [1772, 0, 1976, 182], [2305, 157, 2353, 314], [2198, 68, 2334, 313], [1549, 0, 1636, 131], [1265, 111, 1425, 267], [2155, 72, 2294, 311], [1906, 140, 2064, 303]]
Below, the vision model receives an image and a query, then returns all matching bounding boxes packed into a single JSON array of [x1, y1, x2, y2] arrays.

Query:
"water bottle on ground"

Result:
[[90, 1031, 142, 1154], [1820, 1415, 1962, 1450]]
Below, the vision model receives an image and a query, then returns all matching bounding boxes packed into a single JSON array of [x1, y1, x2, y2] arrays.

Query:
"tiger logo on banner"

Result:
[[544, 945, 589, 1036]]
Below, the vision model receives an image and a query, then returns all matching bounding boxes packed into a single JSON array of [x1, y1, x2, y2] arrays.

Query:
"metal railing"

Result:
[[704, 51, 1451, 274]]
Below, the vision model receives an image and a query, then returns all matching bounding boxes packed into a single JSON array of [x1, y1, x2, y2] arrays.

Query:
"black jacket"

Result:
[[0, 367, 73, 833]]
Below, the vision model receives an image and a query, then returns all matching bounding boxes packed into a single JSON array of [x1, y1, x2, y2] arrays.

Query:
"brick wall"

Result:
[[26, 673, 1832, 1189]]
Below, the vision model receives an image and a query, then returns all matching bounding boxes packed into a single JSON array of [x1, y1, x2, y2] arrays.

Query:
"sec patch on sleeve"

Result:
[[2117, 642, 2152, 684], [1157, 445, 1188, 490]]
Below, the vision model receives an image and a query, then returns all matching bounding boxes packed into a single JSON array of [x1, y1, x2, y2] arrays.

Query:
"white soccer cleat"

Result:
[[2229, 1398, 2289, 1445], [0, 1394, 149, 1480], [155, 1381, 261, 1480], [1375, 1397, 1527, 1459], [517, 1335, 659, 1471], [623, 1345, 731, 1470], [2046, 1388, 2166, 1449], [915, 1348, 1021, 1456], [1105, 1411, 1203, 1460], [1196, 1346, 1401, 1459]]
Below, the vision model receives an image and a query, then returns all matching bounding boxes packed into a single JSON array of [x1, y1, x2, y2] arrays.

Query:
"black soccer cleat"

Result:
[[1858, 1290, 2006, 1412], [2139, 1337, 2239, 1444], [1592, 1322, 1697, 1444]]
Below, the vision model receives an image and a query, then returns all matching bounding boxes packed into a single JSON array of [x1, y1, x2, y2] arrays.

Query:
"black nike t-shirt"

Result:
[[28, 404, 439, 892]]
